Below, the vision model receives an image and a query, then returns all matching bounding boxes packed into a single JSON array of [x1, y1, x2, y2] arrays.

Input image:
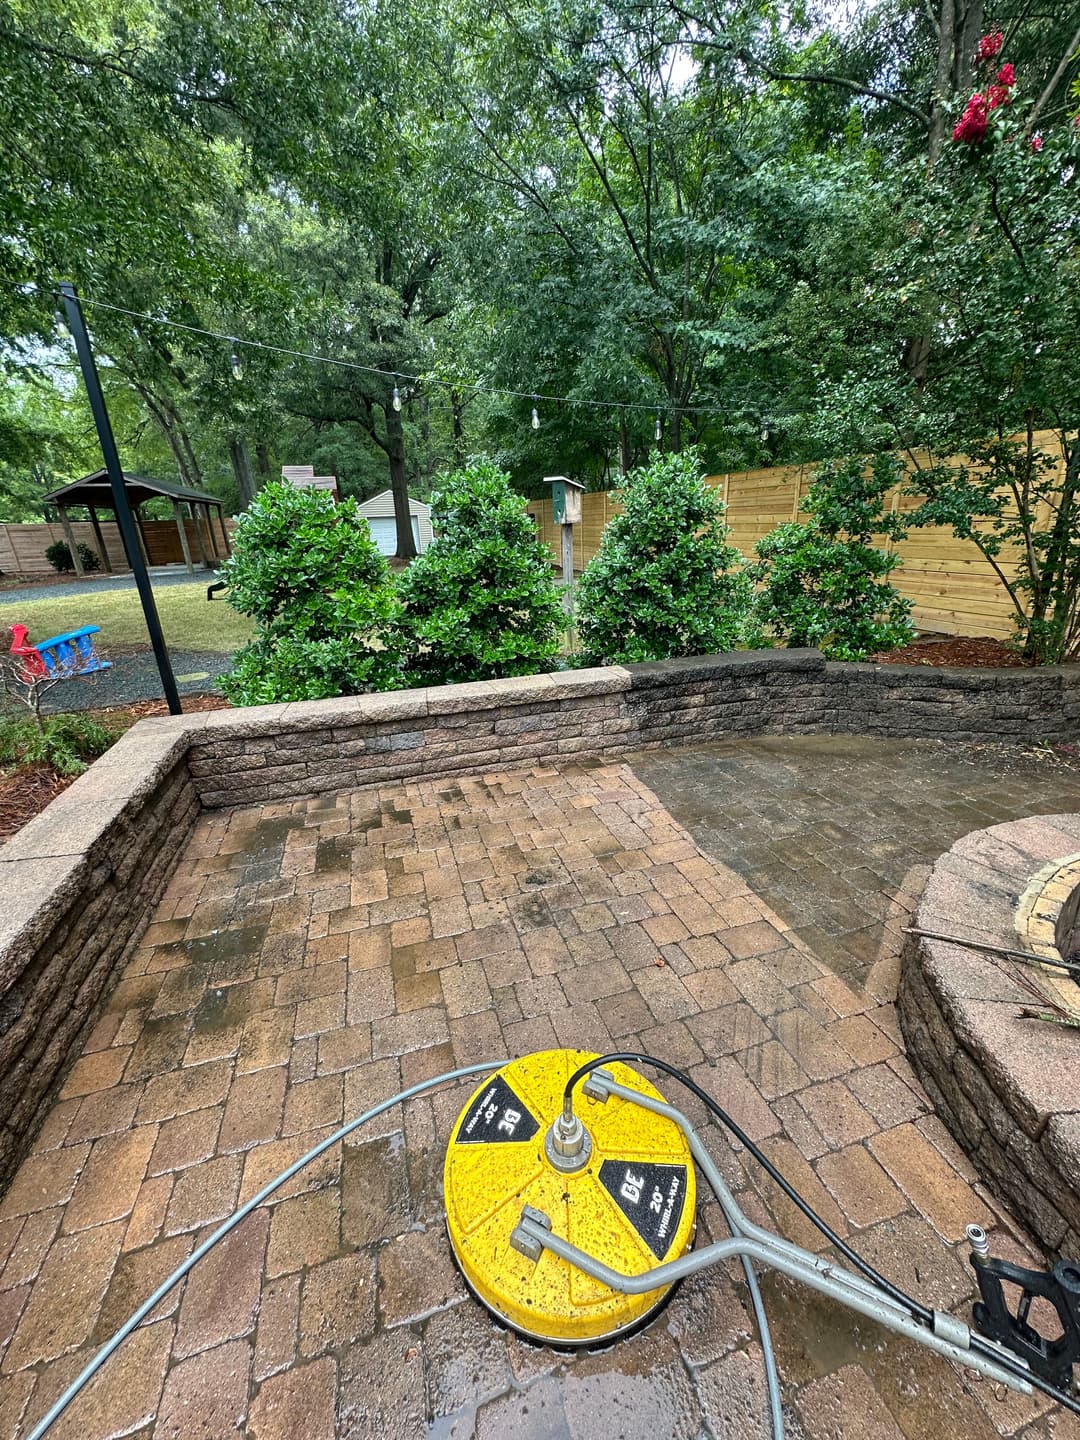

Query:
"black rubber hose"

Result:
[[564, 1051, 934, 1322], [564, 1052, 1080, 1418]]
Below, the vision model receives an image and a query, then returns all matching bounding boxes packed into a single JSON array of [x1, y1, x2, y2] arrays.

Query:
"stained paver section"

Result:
[[630, 734, 1080, 989], [0, 752, 1075, 1439]]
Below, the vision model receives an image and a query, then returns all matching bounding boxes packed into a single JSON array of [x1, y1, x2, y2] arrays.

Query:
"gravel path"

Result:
[[40, 646, 230, 712], [0, 566, 221, 607]]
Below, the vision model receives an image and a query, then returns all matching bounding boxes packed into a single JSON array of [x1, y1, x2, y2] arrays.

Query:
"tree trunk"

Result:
[[451, 391, 466, 467], [385, 404, 417, 560], [669, 407, 683, 454], [229, 437, 258, 508], [928, 0, 957, 166], [255, 443, 271, 479], [954, 0, 984, 95], [619, 417, 630, 474]]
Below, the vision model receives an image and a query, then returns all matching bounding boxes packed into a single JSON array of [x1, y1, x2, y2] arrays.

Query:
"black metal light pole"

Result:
[[58, 281, 182, 715]]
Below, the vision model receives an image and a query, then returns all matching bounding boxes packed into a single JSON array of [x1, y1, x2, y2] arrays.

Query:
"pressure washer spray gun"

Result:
[[965, 1222, 1080, 1391]]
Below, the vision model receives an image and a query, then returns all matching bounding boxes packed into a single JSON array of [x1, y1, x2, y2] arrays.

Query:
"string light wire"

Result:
[[14, 282, 720, 419]]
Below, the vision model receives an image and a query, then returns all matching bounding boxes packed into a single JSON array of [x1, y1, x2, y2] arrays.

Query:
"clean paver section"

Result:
[[0, 745, 1076, 1439]]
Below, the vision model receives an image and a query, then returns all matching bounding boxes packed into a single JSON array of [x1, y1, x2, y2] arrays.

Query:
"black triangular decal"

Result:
[[455, 1074, 540, 1144], [599, 1159, 688, 1259]]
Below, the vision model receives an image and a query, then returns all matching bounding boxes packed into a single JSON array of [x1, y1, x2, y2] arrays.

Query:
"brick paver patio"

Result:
[[2, 738, 1080, 1439]]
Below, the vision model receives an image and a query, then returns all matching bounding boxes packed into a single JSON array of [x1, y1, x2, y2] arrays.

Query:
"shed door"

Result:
[[366, 516, 420, 555]]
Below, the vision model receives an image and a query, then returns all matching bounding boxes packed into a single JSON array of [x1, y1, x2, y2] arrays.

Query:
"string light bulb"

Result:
[[230, 346, 243, 381], [392, 385, 402, 412], [531, 403, 540, 430], [655, 414, 662, 443]]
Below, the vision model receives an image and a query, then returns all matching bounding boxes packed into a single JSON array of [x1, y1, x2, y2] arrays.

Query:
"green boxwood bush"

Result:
[[751, 453, 914, 660], [220, 481, 400, 704], [45, 540, 100, 573], [575, 449, 750, 665], [396, 460, 566, 686]]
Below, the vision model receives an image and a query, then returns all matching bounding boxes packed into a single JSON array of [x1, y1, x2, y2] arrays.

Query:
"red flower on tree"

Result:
[[953, 92, 989, 143], [976, 31, 1004, 61], [996, 63, 1015, 86], [1030, 133, 1044, 152]]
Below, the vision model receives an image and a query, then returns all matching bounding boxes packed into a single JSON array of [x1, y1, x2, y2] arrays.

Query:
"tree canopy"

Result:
[[1, 0, 1078, 541]]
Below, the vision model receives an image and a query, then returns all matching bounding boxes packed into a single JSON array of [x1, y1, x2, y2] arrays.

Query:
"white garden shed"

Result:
[[355, 490, 433, 555]]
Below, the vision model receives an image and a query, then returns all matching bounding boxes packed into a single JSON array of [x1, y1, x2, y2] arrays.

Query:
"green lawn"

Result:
[[0, 584, 254, 653]]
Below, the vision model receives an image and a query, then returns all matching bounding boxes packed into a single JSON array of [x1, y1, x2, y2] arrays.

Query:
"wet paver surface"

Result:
[[3, 738, 1080, 1440]]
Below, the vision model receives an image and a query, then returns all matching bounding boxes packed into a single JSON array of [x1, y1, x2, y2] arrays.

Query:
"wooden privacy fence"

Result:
[[0, 515, 235, 577], [526, 434, 1068, 641]]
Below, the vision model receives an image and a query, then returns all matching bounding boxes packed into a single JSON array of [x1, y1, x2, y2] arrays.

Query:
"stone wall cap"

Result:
[[0, 852, 88, 990], [132, 711, 213, 736], [626, 648, 824, 686], [0, 746, 179, 863], [545, 666, 632, 697]]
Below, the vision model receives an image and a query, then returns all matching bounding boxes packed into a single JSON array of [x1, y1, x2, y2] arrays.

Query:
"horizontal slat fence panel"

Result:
[[0, 517, 235, 575], [526, 433, 1066, 640]]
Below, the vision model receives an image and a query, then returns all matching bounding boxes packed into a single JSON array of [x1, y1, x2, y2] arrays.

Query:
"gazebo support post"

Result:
[[187, 502, 210, 568], [203, 503, 220, 561], [58, 506, 85, 577], [86, 505, 112, 573], [133, 505, 153, 568], [217, 504, 232, 556], [173, 501, 194, 574]]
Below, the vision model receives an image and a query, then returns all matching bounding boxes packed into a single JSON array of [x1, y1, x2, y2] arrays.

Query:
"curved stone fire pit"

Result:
[[899, 814, 1080, 1256]]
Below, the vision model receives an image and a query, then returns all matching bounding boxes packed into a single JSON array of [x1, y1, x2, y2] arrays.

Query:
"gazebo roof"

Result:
[[44, 470, 222, 509]]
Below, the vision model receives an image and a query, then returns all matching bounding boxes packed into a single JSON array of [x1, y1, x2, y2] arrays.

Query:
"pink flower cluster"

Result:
[[952, 39, 1016, 144]]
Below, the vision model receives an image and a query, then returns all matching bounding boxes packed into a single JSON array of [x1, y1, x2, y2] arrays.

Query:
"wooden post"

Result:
[[202, 504, 220, 561], [133, 505, 153, 568], [188, 502, 209, 567], [173, 500, 194, 573], [58, 507, 85, 577], [86, 505, 112, 572], [217, 505, 232, 556], [561, 522, 574, 614]]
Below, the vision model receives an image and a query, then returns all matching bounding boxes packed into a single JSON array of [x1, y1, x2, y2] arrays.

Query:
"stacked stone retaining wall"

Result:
[[2, 649, 1078, 1190], [0, 726, 198, 1188], [899, 815, 1080, 1256]]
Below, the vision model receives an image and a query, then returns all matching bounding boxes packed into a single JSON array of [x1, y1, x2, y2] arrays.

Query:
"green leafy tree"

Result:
[[396, 459, 566, 685], [220, 481, 400, 703], [575, 449, 749, 664], [752, 453, 913, 660], [794, 36, 1080, 663]]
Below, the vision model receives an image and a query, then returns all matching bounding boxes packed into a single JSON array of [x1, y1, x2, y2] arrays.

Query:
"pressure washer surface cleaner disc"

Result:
[[443, 1049, 696, 1345]]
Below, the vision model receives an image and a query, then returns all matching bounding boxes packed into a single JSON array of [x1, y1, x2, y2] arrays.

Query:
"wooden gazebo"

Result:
[[43, 471, 231, 577]]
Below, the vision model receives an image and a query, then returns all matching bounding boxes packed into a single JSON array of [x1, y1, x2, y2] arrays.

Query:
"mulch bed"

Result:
[[0, 572, 83, 593], [91, 694, 231, 722], [871, 636, 1034, 668], [0, 763, 75, 843], [0, 693, 230, 843]]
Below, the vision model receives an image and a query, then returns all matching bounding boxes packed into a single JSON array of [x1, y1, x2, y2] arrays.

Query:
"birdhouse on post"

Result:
[[543, 475, 585, 613]]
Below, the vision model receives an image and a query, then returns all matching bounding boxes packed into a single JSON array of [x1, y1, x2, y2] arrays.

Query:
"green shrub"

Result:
[[751, 453, 913, 661], [396, 460, 566, 686], [575, 449, 749, 665], [0, 710, 115, 776], [45, 540, 100, 573], [219, 481, 400, 705]]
